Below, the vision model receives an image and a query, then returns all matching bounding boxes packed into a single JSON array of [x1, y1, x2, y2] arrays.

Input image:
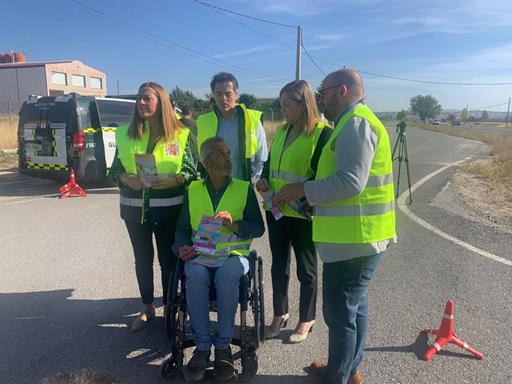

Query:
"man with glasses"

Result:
[[196, 72, 267, 182], [273, 68, 396, 384]]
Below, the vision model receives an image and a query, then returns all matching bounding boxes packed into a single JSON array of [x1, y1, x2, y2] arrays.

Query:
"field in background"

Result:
[[414, 122, 512, 203], [264, 119, 282, 145], [0, 114, 19, 169], [0, 114, 18, 150]]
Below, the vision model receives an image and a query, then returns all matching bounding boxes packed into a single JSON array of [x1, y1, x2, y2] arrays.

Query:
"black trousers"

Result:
[[266, 211, 317, 322], [125, 219, 178, 306]]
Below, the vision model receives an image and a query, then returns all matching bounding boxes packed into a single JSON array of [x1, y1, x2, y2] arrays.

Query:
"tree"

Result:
[[396, 109, 407, 121], [239, 93, 257, 108], [170, 86, 197, 109], [461, 106, 469, 123], [481, 110, 489, 121], [447, 113, 456, 122], [409, 95, 442, 123]]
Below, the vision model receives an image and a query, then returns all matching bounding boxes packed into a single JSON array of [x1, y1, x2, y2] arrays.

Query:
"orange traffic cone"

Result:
[[59, 168, 87, 198], [423, 300, 484, 361]]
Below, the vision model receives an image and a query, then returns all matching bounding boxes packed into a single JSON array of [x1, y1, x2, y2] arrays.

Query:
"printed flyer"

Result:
[[135, 154, 159, 187], [192, 216, 227, 267]]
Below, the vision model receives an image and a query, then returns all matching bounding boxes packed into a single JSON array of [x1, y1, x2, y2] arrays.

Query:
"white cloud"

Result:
[[210, 44, 275, 59], [314, 33, 348, 42]]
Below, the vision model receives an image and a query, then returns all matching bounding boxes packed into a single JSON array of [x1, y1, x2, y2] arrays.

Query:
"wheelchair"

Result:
[[161, 251, 265, 381]]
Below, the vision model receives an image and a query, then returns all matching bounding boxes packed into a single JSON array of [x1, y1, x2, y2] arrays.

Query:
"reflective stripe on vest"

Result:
[[269, 170, 308, 183], [313, 105, 396, 244], [315, 201, 395, 217], [196, 104, 260, 158], [120, 196, 143, 207], [269, 121, 327, 219], [120, 195, 184, 208], [188, 178, 252, 256], [149, 196, 184, 207]]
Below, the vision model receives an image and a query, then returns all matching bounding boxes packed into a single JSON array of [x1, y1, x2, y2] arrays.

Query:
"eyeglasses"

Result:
[[214, 91, 237, 100], [316, 83, 346, 98]]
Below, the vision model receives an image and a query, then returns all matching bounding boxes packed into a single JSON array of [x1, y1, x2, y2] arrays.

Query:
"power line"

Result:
[[359, 70, 512, 86], [97, 0, 285, 75], [302, 54, 512, 86], [194, 0, 295, 51], [191, 0, 296, 29], [66, 0, 271, 78], [469, 101, 510, 110], [301, 41, 326, 76]]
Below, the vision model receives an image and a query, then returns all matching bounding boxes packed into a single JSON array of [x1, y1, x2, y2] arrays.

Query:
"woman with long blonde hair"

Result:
[[256, 80, 331, 343], [110, 82, 196, 332]]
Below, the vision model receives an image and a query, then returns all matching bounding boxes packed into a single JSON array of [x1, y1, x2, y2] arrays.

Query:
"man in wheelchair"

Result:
[[174, 137, 265, 382]]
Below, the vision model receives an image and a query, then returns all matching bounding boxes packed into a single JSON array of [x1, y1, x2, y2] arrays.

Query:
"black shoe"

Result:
[[213, 346, 235, 381], [183, 348, 211, 382]]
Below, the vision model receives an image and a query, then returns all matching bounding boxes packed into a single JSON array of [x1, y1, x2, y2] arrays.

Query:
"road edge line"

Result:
[[397, 158, 512, 267]]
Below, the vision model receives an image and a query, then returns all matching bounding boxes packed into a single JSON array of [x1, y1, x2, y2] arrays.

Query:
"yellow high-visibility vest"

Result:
[[196, 104, 261, 158], [313, 105, 396, 244], [188, 178, 252, 257], [116, 122, 189, 176], [269, 121, 328, 219]]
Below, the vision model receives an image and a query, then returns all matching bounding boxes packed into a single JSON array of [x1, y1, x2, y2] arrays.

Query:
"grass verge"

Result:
[[0, 151, 17, 170], [0, 114, 19, 150], [414, 122, 512, 205]]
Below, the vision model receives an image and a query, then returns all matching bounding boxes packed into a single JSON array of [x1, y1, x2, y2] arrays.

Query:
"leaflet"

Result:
[[135, 154, 159, 187], [192, 216, 228, 268]]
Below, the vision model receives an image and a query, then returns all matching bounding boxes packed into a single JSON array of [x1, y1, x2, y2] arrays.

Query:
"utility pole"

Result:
[[295, 25, 302, 80], [506, 97, 511, 128], [117, 80, 120, 96]]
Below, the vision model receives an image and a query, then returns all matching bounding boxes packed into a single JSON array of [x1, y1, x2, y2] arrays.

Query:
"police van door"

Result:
[[95, 98, 136, 169], [21, 97, 70, 172]]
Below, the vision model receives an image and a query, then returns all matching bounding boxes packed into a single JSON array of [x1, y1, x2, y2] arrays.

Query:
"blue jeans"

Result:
[[321, 253, 384, 384], [185, 256, 249, 350]]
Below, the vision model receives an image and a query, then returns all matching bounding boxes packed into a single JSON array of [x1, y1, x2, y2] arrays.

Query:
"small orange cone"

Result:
[[59, 168, 87, 198], [423, 300, 484, 361]]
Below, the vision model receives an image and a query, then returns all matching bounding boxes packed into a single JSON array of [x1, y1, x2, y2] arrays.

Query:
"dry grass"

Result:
[[264, 119, 284, 145], [414, 122, 512, 204], [0, 114, 19, 150], [0, 151, 17, 170]]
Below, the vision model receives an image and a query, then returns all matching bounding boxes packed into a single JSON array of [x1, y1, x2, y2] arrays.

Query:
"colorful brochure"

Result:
[[192, 216, 230, 267], [135, 154, 159, 187]]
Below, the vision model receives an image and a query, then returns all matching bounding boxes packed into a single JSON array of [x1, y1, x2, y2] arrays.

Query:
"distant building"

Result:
[[0, 59, 106, 113]]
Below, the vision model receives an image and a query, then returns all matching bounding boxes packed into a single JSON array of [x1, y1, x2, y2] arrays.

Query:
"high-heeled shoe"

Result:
[[289, 320, 315, 343], [265, 314, 289, 339], [130, 306, 155, 332]]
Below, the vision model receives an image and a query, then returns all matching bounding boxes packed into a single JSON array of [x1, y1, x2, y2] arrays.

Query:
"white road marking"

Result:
[[126, 348, 151, 359], [397, 157, 512, 267], [97, 323, 128, 328]]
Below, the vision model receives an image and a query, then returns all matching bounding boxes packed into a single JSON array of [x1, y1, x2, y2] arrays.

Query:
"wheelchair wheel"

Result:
[[251, 256, 266, 348], [160, 348, 183, 379], [166, 262, 183, 341], [241, 349, 258, 379]]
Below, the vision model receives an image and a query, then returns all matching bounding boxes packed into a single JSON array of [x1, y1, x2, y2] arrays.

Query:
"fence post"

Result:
[[8, 96, 13, 131]]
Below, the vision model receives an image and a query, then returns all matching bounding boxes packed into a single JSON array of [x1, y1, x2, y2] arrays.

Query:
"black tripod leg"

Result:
[[395, 136, 403, 199], [402, 135, 413, 204], [392, 134, 400, 160]]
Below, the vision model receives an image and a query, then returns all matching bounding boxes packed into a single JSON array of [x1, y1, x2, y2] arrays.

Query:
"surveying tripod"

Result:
[[392, 121, 412, 204]]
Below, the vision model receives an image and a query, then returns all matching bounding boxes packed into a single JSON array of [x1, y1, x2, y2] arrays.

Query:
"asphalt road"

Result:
[[1, 126, 511, 384]]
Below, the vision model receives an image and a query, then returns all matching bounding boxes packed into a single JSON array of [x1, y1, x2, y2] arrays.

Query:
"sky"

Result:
[[2, 0, 512, 112]]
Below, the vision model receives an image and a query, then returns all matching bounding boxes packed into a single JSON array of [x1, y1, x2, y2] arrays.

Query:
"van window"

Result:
[[96, 99, 135, 127]]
